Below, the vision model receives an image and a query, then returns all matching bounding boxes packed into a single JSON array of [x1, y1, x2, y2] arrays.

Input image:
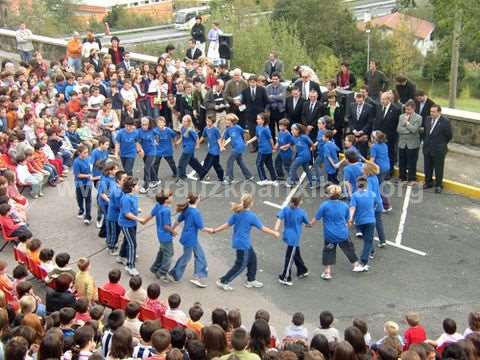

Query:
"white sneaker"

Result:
[[150, 181, 161, 188], [83, 219, 91, 225], [363, 265, 370, 271], [285, 182, 294, 188], [187, 173, 198, 181], [166, 273, 178, 283], [201, 180, 213, 184], [256, 180, 268, 186], [108, 248, 117, 256], [139, 187, 148, 194], [39, 192, 44, 197], [352, 264, 366, 272], [216, 279, 234, 291], [223, 179, 232, 185], [116, 256, 127, 265], [269, 180, 279, 186], [190, 278, 208, 288], [374, 236, 379, 241], [246, 176, 255, 182], [355, 232, 363, 238], [321, 272, 332, 280], [159, 275, 171, 283], [244, 280, 264, 288], [125, 267, 140, 276], [77, 213, 84, 219], [278, 278, 293, 286], [96, 219, 103, 228]]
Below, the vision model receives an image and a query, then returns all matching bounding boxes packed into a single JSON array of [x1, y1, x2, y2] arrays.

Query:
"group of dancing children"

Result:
[[72, 112, 391, 285]]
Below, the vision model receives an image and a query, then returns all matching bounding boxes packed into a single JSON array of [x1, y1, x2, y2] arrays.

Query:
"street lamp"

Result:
[[364, 12, 372, 73]]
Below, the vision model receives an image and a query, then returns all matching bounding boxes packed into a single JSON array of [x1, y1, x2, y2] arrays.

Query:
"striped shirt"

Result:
[[102, 329, 114, 358], [133, 344, 154, 359]]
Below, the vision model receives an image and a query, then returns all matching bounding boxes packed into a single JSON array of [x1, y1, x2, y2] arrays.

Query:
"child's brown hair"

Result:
[[406, 312, 420, 326], [77, 257, 90, 272]]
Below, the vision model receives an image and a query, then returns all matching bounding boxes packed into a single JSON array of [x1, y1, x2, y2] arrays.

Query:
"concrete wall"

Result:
[[1, 29, 480, 147]]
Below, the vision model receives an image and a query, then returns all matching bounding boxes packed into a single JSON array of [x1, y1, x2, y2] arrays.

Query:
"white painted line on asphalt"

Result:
[[264, 201, 282, 209], [281, 171, 307, 208], [385, 241, 427, 256], [394, 185, 412, 245]]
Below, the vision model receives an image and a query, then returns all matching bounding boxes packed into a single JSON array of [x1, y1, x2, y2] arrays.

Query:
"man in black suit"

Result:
[[422, 105, 452, 193], [185, 39, 202, 60], [415, 90, 435, 130], [346, 92, 374, 158], [373, 92, 401, 177], [294, 70, 321, 100], [285, 87, 304, 126], [241, 74, 269, 152], [117, 51, 136, 72], [301, 89, 327, 141]]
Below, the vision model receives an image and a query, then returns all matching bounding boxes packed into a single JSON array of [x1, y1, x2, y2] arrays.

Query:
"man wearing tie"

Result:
[[301, 89, 326, 141], [117, 51, 135, 72], [265, 72, 286, 139], [285, 87, 304, 126], [185, 39, 202, 60], [422, 105, 452, 193], [415, 90, 435, 132], [241, 74, 269, 152], [294, 71, 321, 100], [347, 92, 374, 158]]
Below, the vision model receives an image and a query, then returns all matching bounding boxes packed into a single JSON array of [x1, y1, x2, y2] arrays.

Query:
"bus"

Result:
[[174, 6, 210, 30]]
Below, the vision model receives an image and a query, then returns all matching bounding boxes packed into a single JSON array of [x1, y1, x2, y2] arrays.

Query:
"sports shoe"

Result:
[[377, 242, 386, 248], [321, 272, 332, 280], [298, 272, 309, 279], [363, 265, 370, 271], [166, 273, 178, 283], [108, 248, 117, 256], [355, 232, 363, 238], [384, 206, 393, 213], [256, 180, 269, 186], [223, 179, 232, 185], [369, 251, 376, 260], [246, 176, 255, 182], [216, 279, 234, 291], [39, 192, 44, 197], [159, 275, 171, 283], [374, 236, 380, 241], [352, 264, 366, 272], [96, 219, 103, 228], [125, 267, 140, 276], [201, 180, 213, 184], [150, 181, 161, 188], [244, 280, 264, 288], [139, 187, 148, 194], [285, 182, 294, 188], [77, 213, 84, 219], [116, 256, 127, 265], [278, 277, 293, 286], [269, 180, 279, 186], [190, 278, 208, 288], [83, 219, 91, 225]]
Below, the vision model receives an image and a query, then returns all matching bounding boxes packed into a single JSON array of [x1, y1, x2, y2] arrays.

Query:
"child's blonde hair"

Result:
[[363, 161, 379, 176], [231, 193, 253, 213], [406, 312, 420, 326], [226, 113, 239, 124], [384, 321, 399, 336]]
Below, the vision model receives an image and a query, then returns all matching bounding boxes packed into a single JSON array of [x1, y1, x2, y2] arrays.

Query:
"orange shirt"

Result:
[[67, 39, 82, 58], [186, 320, 204, 338], [28, 249, 41, 265]]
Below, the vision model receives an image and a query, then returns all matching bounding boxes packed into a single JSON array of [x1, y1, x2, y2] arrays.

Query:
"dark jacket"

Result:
[[108, 47, 125, 65], [185, 47, 202, 60], [347, 102, 374, 134], [241, 86, 269, 122], [336, 71, 357, 90], [373, 103, 401, 140], [422, 115, 452, 155], [396, 80, 416, 104], [191, 23, 206, 43], [293, 79, 321, 99], [285, 95, 304, 125], [46, 289, 76, 314]]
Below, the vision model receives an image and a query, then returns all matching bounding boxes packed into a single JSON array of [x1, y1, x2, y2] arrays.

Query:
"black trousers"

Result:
[[75, 185, 92, 220], [280, 245, 308, 281], [11, 225, 32, 239], [153, 155, 177, 177], [387, 137, 398, 176], [200, 153, 224, 181], [398, 147, 419, 181], [269, 109, 284, 142], [322, 240, 358, 266], [423, 151, 446, 187]]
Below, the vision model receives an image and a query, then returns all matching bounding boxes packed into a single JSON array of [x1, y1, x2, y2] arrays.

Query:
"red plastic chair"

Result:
[[30, 262, 48, 281], [139, 306, 157, 321], [0, 224, 18, 252], [162, 315, 185, 330], [269, 337, 277, 349], [119, 296, 130, 310], [13, 247, 27, 264], [98, 287, 121, 309]]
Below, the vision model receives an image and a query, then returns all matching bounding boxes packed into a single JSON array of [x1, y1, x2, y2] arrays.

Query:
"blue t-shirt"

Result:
[[90, 148, 109, 178], [344, 145, 361, 161], [118, 193, 139, 228], [138, 129, 157, 156], [116, 129, 139, 158], [315, 200, 349, 243], [276, 207, 308, 246], [350, 190, 379, 225], [73, 157, 92, 187], [177, 207, 204, 247], [344, 162, 364, 192], [316, 129, 326, 160], [181, 127, 197, 154], [323, 141, 340, 175], [106, 183, 122, 221], [367, 175, 385, 213], [224, 125, 246, 154], [227, 210, 263, 250], [256, 125, 273, 155], [97, 175, 114, 210], [151, 203, 173, 243], [155, 127, 177, 157], [370, 143, 390, 174], [294, 135, 312, 162], [202, 126, 221, 156], [277, 130, 294, 159]]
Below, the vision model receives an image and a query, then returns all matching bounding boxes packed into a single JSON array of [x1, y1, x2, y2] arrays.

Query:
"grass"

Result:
[[433, 97, 480, 113]]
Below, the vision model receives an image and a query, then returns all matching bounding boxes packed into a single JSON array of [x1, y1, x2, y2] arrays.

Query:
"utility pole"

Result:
[[448, 8, 462, 109]]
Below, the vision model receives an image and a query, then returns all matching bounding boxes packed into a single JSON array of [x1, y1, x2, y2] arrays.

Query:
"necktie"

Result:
[[357, 105, 362, 119], [251, 88, 255, 100], [420, 102, 425, 114], [272, 86, 276, 96], [293, 98, 297, 110], [383, 106, 387, 118], [310, 102, 314, 113], [430, 117, 438, 134], [303, 83, 307, 99]]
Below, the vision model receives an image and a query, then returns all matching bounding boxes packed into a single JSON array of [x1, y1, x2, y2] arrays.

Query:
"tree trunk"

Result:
[[448, 9, 462, 108]]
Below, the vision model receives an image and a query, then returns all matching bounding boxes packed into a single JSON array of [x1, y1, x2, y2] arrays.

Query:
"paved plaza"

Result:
[[2, 146, 479, 340]]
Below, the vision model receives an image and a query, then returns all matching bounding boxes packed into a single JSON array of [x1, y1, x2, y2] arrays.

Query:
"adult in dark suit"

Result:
[[175, 83, 195, 119], [325, 92, 346, 150], [294, 70, 321, 100], [373, 93, 401, 177], [185, 39, 203, 60], [241, 75, 269, 152], [117, 52, 136, 72], [415, 90, 435, 130], [395, 75, 416, 104], [301, 89, 327, 141], [285, 87, 304, 126], [346, 92, 374, 158], [422, 105, 452, 193], [120, 102, 140, 128]]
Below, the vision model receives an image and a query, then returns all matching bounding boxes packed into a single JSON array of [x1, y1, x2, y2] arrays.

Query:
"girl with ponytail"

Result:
[[213, 193, 279, 291], [168, 193, 213, 288], [68, 325, 96, 360]]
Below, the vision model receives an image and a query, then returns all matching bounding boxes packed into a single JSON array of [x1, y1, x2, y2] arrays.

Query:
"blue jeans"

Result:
[[19, 50, 32, 63], [288, 157, 313, 185], [177, 152, 204, 179], [256, 153, 276, 181], [143, 155, 156, 187], [169, 242, 208, 280], [120, 226, 137, 268], [226, 152, 252, 181], [274, 154, 292, 179], [312, 156, 325, 185], [357, 223, 375, 265], [150, 242, 174, 276], [67, 57, 82, 73], [121, 157, 135, 176], [106, 220, 121, 250], [75, 185, 92, 220], [375, 211, 385, 244], [220, 247, 257, 284], [377, 171, 391, 209]]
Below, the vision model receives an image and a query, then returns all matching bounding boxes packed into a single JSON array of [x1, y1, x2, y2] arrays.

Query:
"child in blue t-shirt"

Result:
[[343, 150, 364, 198], [137, 117, 159, 193], [213, 193, 280, 291], [176, 115, 205, 181], [255, 113, 277, 186], [274, 196, 309, 286], [153, 116, 178, 179], [274, 119, 294, 180], [222, 113, 253, 184], [72, 144, 93, 224], [312, 117, 328, 187], [97, 161, 118, 234], [370, 130, 392, 211], [105, 170, 127, 254], [114, 119, 140, 176], [169, 193, 213, 288], [199, 116, 224, 182], [142, 189, 176, 281], [322, 130, 341, 184], [90, 136, 110, 188], [287, 123, 314, 188], [343, 135, 363, 162], [118, 176, 145, 276]]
